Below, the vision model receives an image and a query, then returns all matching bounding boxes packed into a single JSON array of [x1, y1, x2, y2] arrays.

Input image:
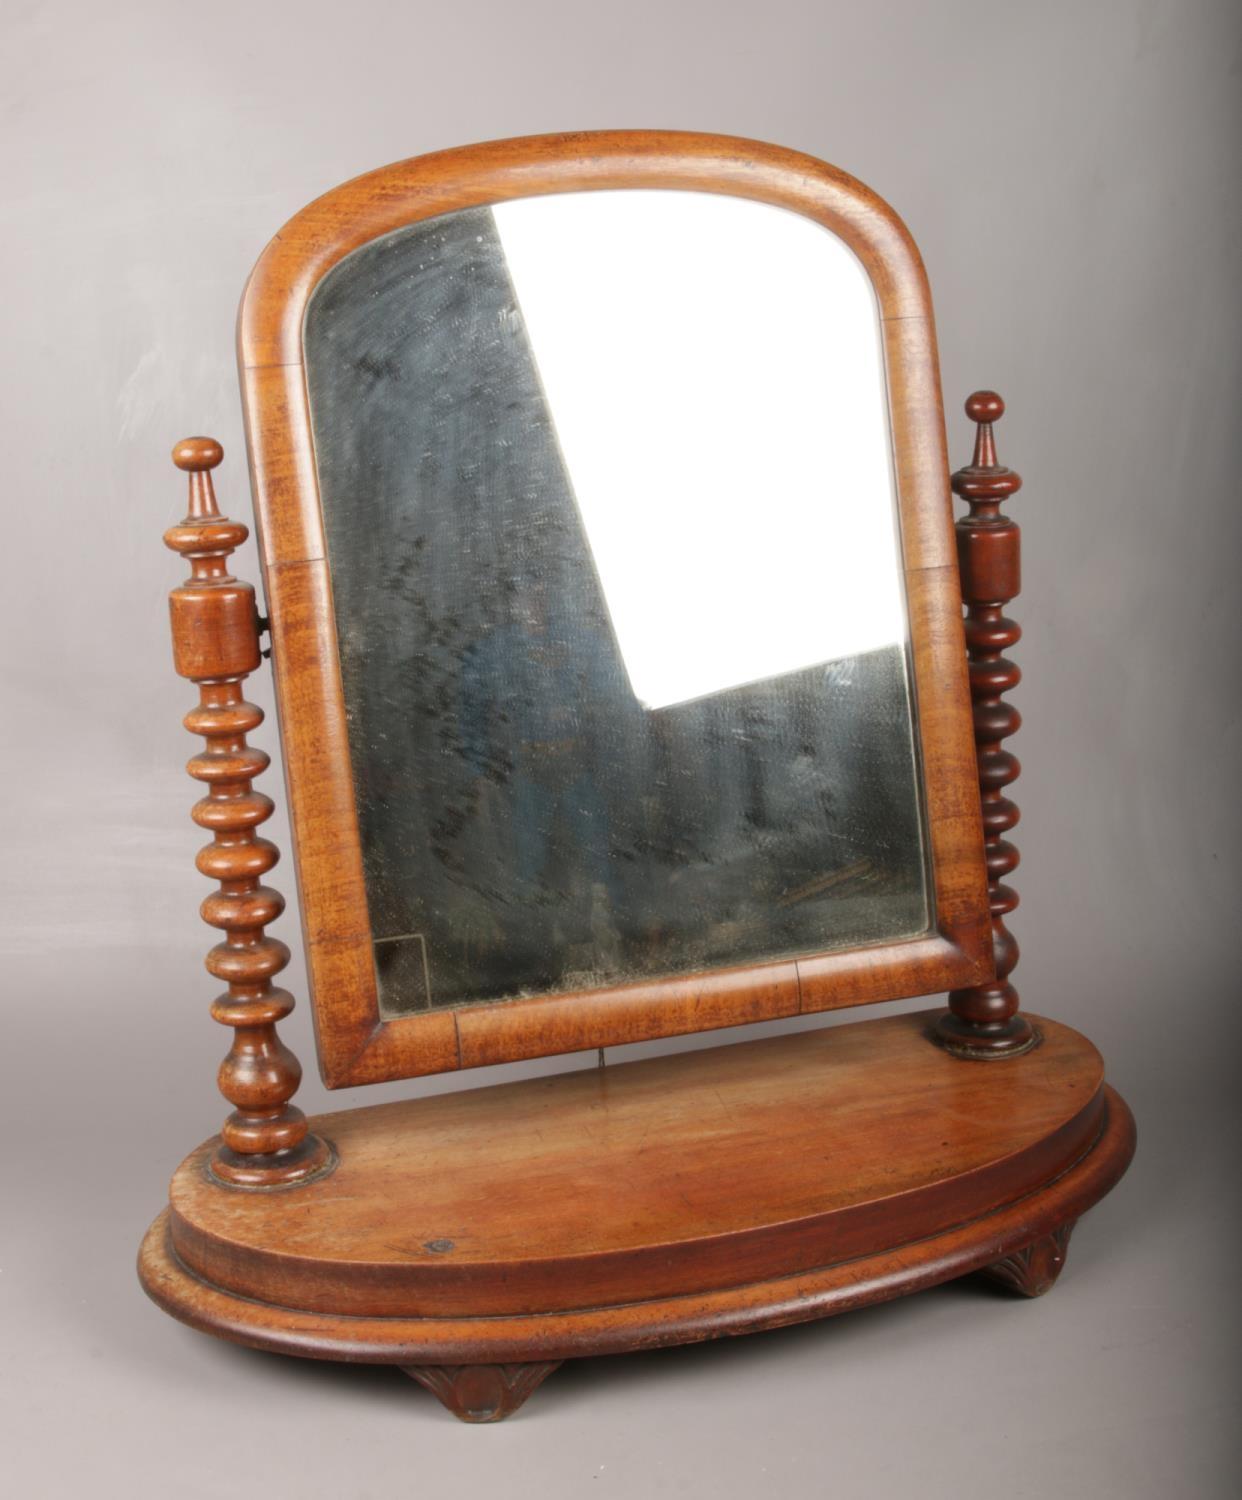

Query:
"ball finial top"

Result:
[[172, 436, 224, 473], [964, 391, 1004, 425], [953, 388, 1019, 494]]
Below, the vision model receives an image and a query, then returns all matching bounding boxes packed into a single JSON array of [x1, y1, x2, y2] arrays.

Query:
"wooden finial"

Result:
[[164, 437, 248, 599], [963, 390, 1003, 468], [164, 438, 331, 1186], [933, 392, 1037, 1060], [172, 436, 225, 520], [172, 435, 224, 468]]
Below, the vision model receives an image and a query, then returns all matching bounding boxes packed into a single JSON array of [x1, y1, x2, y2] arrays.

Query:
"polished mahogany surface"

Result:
[[143, 136, 1134, 1425], [164, 1010, 1105, 1319], [140, 1007, 1135, 1404], [238, 132, 992, 1087]]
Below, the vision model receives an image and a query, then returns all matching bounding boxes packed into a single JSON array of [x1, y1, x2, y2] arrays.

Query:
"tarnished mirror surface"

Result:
[[303, 190, 931, 1017]]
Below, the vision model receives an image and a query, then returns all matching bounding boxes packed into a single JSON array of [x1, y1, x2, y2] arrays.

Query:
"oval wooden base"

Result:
[[138, 1012, 1134, 1418]]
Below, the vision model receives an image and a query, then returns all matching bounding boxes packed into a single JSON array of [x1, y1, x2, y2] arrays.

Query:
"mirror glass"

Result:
[[303, 190, 931, 1017]]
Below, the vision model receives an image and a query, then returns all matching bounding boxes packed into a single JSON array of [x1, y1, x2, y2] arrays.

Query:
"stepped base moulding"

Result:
[[139, 1009, 1135, 1421]]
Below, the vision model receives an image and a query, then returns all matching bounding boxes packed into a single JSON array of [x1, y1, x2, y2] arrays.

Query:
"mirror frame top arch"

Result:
[[238, 130, 993, 1089]]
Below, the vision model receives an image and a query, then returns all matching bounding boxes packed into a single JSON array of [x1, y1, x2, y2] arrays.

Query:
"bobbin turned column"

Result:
[[165, 437, 332, 1187], [934, 394, 1037, 1059]]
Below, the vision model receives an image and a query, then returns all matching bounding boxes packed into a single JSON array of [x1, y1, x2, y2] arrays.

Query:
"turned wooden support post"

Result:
[[934, 393, 1038, 1059], [165, 437, 332, 1186]]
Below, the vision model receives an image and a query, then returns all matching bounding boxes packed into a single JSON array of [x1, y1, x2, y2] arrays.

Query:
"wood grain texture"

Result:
[[150, 1009, 1112, 1321], [934, 393, 1037, 1057], [164, 439, 332, 1187], [141, 139, 1136, 1425], [137, 1013, 1135, 1369], [235, 130, 992, 1088], [979, 1223, 1075, 1297]]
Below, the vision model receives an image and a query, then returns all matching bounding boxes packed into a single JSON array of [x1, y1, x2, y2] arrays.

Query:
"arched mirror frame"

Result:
[[238, 130, 993, 1088]]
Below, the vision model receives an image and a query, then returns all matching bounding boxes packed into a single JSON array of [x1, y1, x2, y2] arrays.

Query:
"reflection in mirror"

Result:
[[304, 190, 931, 1016]]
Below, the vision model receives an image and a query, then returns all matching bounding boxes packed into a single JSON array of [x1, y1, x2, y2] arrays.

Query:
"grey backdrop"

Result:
[[2, 1, 1238, 1496]]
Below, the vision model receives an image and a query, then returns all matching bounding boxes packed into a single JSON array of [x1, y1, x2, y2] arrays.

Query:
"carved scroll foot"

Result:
[[978, 1222, 1075, 1298], [401, 1361, 562, 1422]]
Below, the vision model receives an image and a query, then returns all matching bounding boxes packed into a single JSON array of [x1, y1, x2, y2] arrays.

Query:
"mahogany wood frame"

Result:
[[237, 130, 994, 1089]]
